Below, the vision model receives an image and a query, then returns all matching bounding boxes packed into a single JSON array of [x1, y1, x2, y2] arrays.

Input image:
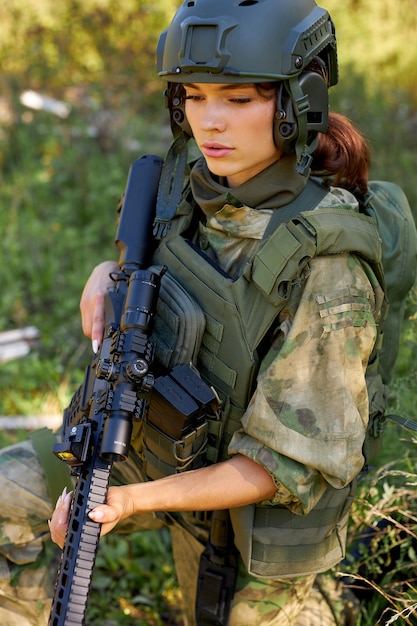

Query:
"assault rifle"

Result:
[[48, 154, 164, 626]]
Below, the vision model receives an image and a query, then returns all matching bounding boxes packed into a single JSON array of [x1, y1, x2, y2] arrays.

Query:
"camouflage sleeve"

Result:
[[228, 253, 378, 515]]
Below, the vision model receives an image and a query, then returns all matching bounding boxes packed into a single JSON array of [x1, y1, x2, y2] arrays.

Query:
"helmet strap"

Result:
[[153, 131, 188, 239]]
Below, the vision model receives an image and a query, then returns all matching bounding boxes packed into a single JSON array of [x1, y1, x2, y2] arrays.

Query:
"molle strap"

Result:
[[230, 480, 357, 578], [206, 402, 246, 464]]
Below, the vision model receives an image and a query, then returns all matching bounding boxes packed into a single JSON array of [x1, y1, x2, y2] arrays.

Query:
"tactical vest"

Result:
[[147, 185, 384, 578]]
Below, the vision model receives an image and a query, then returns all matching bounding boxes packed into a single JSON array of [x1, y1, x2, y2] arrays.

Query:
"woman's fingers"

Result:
[[48, 486, 73, 549], [80, 261, 118, 343]]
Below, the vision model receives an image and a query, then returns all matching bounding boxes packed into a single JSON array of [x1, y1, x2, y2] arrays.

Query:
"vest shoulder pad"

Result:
[[300, 206, 382, 264], [251, 204, 382, 303]]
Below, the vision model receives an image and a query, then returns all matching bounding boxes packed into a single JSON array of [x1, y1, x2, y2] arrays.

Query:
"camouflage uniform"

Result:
[[0, 439, 164, 626], [228, 249, 375, 512], [170, 521, 338, 626], [193, 158, 376, 515], [0, 159, 375, 625], [165, 159, 376, 624], [0, 439, 53, 626]]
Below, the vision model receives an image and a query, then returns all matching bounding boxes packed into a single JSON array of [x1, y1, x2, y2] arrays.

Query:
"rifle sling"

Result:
[[29, 427, 73, 506]]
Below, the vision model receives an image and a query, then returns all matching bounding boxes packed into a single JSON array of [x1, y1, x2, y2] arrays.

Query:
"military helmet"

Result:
[[157, 0, 338, 174]]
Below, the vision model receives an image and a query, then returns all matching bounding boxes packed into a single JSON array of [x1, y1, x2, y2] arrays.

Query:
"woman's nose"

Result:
[[200, 101, 227, 132]]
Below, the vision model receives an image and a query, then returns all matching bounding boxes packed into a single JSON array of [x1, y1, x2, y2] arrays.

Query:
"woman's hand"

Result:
[[87, 485, 135, 535], [80, 261, 118, 350], [48, 485, 135, 548], [48, 487, 73, 549]]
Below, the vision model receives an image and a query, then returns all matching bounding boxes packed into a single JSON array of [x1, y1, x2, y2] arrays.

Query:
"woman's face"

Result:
[[184, 82, 282, 188]]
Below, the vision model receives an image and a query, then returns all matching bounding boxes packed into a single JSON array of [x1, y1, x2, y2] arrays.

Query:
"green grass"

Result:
[[86, 529, 183, 626]]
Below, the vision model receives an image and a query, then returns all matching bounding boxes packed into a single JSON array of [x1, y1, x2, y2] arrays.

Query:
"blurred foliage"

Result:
[[325, 0, 417, 103], [86, 529, 183, 625], [325, 0, 417, 216], [0, 109, 172, 413], [0, 0, 177, 115]]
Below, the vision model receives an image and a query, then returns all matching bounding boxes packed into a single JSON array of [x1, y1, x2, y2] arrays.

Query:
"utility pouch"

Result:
[[150, 265, 206, 369], [196, 510, 238, 626], [230, 480, 356, 579], [143, 364, 220, 480]]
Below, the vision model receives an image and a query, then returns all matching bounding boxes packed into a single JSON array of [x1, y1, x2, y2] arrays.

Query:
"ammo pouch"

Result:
[[230, 479, 357, 579], [144, 364, 218, 480], [142, 268, 220, 480]]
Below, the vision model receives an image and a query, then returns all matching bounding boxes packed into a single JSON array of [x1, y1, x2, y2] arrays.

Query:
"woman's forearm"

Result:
[[87, 454, 276, 534], [50, 455, 276, 547], [126, 455, 276, 514]]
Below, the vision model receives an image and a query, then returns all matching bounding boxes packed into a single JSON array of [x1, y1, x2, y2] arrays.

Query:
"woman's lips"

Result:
[[201, 142, 234, 159]]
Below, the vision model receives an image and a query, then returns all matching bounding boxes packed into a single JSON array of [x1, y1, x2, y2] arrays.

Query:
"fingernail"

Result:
[[88, 509, 103, 522], [62, 492, 72, 508], [92, 339, 99, 354], [55, 486, 69, 509]]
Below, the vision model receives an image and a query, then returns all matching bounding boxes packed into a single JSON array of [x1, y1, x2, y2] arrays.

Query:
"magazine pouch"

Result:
[[143, 268, 220, 479]]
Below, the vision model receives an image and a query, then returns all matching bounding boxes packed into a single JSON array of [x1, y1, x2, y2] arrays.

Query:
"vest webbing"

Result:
[[251, 195, 383, 305], [230, 479, 357, 578], [150, 184, 383, 578], [152, 186, 382, 456]]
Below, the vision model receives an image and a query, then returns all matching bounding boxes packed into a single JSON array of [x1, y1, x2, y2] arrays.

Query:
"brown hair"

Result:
[[255, 82, 371, 195], [312, 112, 371, 195]]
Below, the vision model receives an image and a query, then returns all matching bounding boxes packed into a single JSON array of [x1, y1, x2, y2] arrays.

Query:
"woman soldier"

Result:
[[50, 0, 384, 624]]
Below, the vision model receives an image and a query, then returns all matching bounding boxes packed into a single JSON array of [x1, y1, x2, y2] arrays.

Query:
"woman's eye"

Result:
[[184, 93, 252, 103], [185, 94, 202, 101]]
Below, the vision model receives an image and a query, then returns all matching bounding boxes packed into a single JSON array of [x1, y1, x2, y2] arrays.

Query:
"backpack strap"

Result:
[[262, 178, 328, 240], [153, 134, 189, 239]]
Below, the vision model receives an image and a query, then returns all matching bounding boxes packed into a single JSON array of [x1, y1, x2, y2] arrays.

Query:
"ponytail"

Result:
[[312, 112, 370, 195]]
